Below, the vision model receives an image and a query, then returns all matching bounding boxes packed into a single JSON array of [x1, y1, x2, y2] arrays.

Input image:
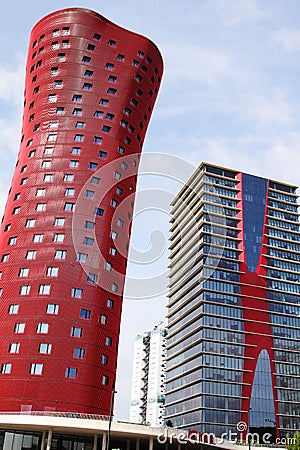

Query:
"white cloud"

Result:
[[274, 27, 300, 51], [0, 60, 24, 104]]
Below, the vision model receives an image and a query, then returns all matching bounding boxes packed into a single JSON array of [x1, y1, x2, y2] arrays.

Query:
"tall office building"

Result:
[[0, 8, 163, 414], [130, 327, 167, 427], [165, 163, 300, 439]]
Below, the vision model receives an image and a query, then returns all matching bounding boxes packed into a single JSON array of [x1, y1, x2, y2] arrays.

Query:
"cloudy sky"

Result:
[[1, 0, 300, 419]]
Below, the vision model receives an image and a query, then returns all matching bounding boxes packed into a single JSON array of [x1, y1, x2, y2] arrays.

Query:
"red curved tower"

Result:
[[0, 8, 163, 414]]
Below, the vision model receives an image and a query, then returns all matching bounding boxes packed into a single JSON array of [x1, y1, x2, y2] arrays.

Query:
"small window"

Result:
[[105, 62, 114, 70], [14, 323, 25, 333], [121, 119, 127, 128], [53, 233, 65, 242], [33, 233, 43, 243], [65, 188, 75, 196], [87, 43, 95, 51], [71, 326, 82, 337], [83, 82, 93, 90], [117, 54, 124, 61], [93, 33, 101, 41], [87, 272, 98, 283], [44, 174, 53, 182], [64, 174, 74, 182], [112, 283, 118, 292], [107, 299, 114, 309], [105, 113, 115, 120], [115, 171, 121, 180], [19, 268, 29, 277], [76, 252, 87, 262], [74, 348, 85, 359], [74, 134, 84, 142], [121, 162, 128, 170], [105, 262, 112, 271], [132, 59, 139, 66], [46, 303, 59, 314], [33, 123, 40, 132], [65, 367, 77, 378], [110, 231, 117, 240], [110, 199, 118, 208], [94, 207, 104, 216], [26, 250, 36, 260], [36, 203, 46, 212], [83, 237, 94, 246], [44, 146, 54, 155], [55, 250, 66, 259], [12, 206, 20, 215], [20, 285, 30, 296], [33, 86, 40, 94], [108, 39, 116, 46], [1, 363, 11, 374], [51, 67, 59, 75], [84, 70, 93, 77], [39, 284, 51, 295], [101, 354, 108, 364], [20, 178, 27, 185], [124, 108, 131, 116], [57, 53, 66, 62], [70, 160, 79, 168], [73, 108, 82, 115], [1, 254, 9, 262], [54, 217, 65, 226], [71, 288, 82, 298], [42, 160, 51, 168], [48, 94, 57, 103], [138, 50, 144, 58], [36, 188, 45, 197], [52, 29, 59, 37], [82, 56, 91, 64], [36, 322, 49, 333], [54, 79, 63, 88], [117, 218, 124, 228], [99, 98, 109, 105], [107, 88, 116, 95], [102, 125, 111, 133], [102, 375, 109, 386], [72, 94, 82, 102], [80, 308, 91, 319], [26, 219, 36, 228], [135, 74, 142, 82], [75, 121, 85, 129], [62, 27, 70, 35], [9, 304, 19, 314], [85, 190, 94, 199], [108, 75, 117, 83], [9, 342, 20, 354], [118, 145, 125, 154], [88, 162, 98, 170], [8, 236, 17, 245], [125, 136, 131, 145], [105, 337, 112, 347], [71, 147, 81, 155], [46, 267, 58, 277], [39, 343, 52, 354], [98, 151, 107, 159], [30, 363, 43, 375], [94, 110, 103, 118], [29, 150, 36, 158], [56, 107, 64, 114], [116, 187, 123, 195], [130, 98, 138, 107], [93, 136, 102, 144], [64, 202, 74, 211], [47, 133, 57, 142], [91, 176, 100, 184]]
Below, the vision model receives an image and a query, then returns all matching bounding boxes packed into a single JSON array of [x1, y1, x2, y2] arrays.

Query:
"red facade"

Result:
[[0, 8, 163, 414]]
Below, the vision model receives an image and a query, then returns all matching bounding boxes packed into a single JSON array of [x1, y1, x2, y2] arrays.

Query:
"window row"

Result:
[[7, 298, 114, 315]]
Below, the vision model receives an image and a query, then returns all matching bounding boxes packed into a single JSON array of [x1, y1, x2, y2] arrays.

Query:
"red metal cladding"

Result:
[[0, 8, 163, 414]]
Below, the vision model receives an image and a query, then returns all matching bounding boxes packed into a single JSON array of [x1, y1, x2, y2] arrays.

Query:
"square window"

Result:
[[19, 268, 29, 277], [9, 342, 20, 353], [39, 284, 51, 295], [65, 188, 75, 196], [55, 250, 66, 259], [46, 303, 59, 314], [80, 308, 91, 319], [1, 363, 11, 374], [36, 322, 49, 333], [30, 363, 43, 375], [76, 121, 85, 129], [132, 59, 139, 66], [85, 190, 94, 199], [83, 82, 93, 90], [1, 253, 9, 262], [42, 160, 51, 168], [14, 323, 25, 333], [73, 108, 82, 115], [8, 236, 17, 245], [91, 176, 100, 184], [101, 354, 108, 364], [62, 40, 70, 48], [82, 56, 91, 64], [93, 33, 101, 41], [108, 39, 116, 46], [109, 247, 117, 256], [117, 218, 124, 228], [53, 233, 64, 242], [39, 343, 52, 354], [9, 304, 19, 314], [20, 285, 30, 296], [64, 203, 74, 211], [47, 134, 57, 142], [84, 70, 93, 77], [12, 206, 20, 215], [44, 174, 53, 182], [94, 110, 103, 118], [26, 219, 36, 228], [44, 146, 54, 155], [26, 250, 36, 260], [105, 63, 114, 70], [116, 187, 123, 195], [87, 272, 98, 283], [108, 75, 117, 83], [33, 234, 43, 243], [36, 188, 45, 197], [98, 151, 107, 158], [56, 107, 64, 115], [94, 207, 104, 217], [54, 80, 63, 88], [110, 230, 117, 240], [71, 288, 82, 298], [58, 53, 66, 62], [36, 203, 46, 212], [65, 367, 77, 378], [112, 283, 118, 292], [20, 177, 28, 185], [62, 27, 70, 35], [48, 94, 57, 103], [74, 347, 85, 359], [76, 252, 87, 262], [99, 98, 109, 105], [117, 54, 124, 61], [71, 147, 81, 154], [46, 267, 59, 277], [83, 237, 94, 246], [105, 262, 112, 271], [110, 199, 118, 208], [51, 67, 58, 75], [93, 136, 102, 144], [54, 217, 65, 226], [120, 119, 127, 128], [71, 326, 82, 337], [102, 125, 111, 133], [70, 160, 78, 168], [74, 134, 84, 142], [107, 88, 117, 95], [72, 94, 82, 102], [102, 375, 109, 386], [64, 174, 74, 182], [88, 162, 98, 170], [105, 336, 112, 346], [114, 171, 121, 180]]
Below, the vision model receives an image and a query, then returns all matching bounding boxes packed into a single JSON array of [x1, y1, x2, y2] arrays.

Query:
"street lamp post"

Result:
[[248, 407, 251, 450], [106, 390, 117, 450]]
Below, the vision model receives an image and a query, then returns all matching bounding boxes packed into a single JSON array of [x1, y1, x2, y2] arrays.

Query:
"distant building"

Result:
[[0, 7, 163, 415], [165, 162, 300, 439], [130, 327, 167, 426]]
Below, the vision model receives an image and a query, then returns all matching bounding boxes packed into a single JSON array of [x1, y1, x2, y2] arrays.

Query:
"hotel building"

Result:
[[165, 163, 300, 439], [0, 8, 163, 415]]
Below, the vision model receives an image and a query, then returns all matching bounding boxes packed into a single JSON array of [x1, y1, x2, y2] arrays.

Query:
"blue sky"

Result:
[[1, 0, 300, 418]]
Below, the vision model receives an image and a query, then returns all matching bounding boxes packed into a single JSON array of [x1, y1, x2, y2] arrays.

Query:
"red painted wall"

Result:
[[0, 8, 163, 414]]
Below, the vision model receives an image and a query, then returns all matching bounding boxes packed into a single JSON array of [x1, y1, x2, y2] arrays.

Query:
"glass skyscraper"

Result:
[[165, 163, 300, 439]]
